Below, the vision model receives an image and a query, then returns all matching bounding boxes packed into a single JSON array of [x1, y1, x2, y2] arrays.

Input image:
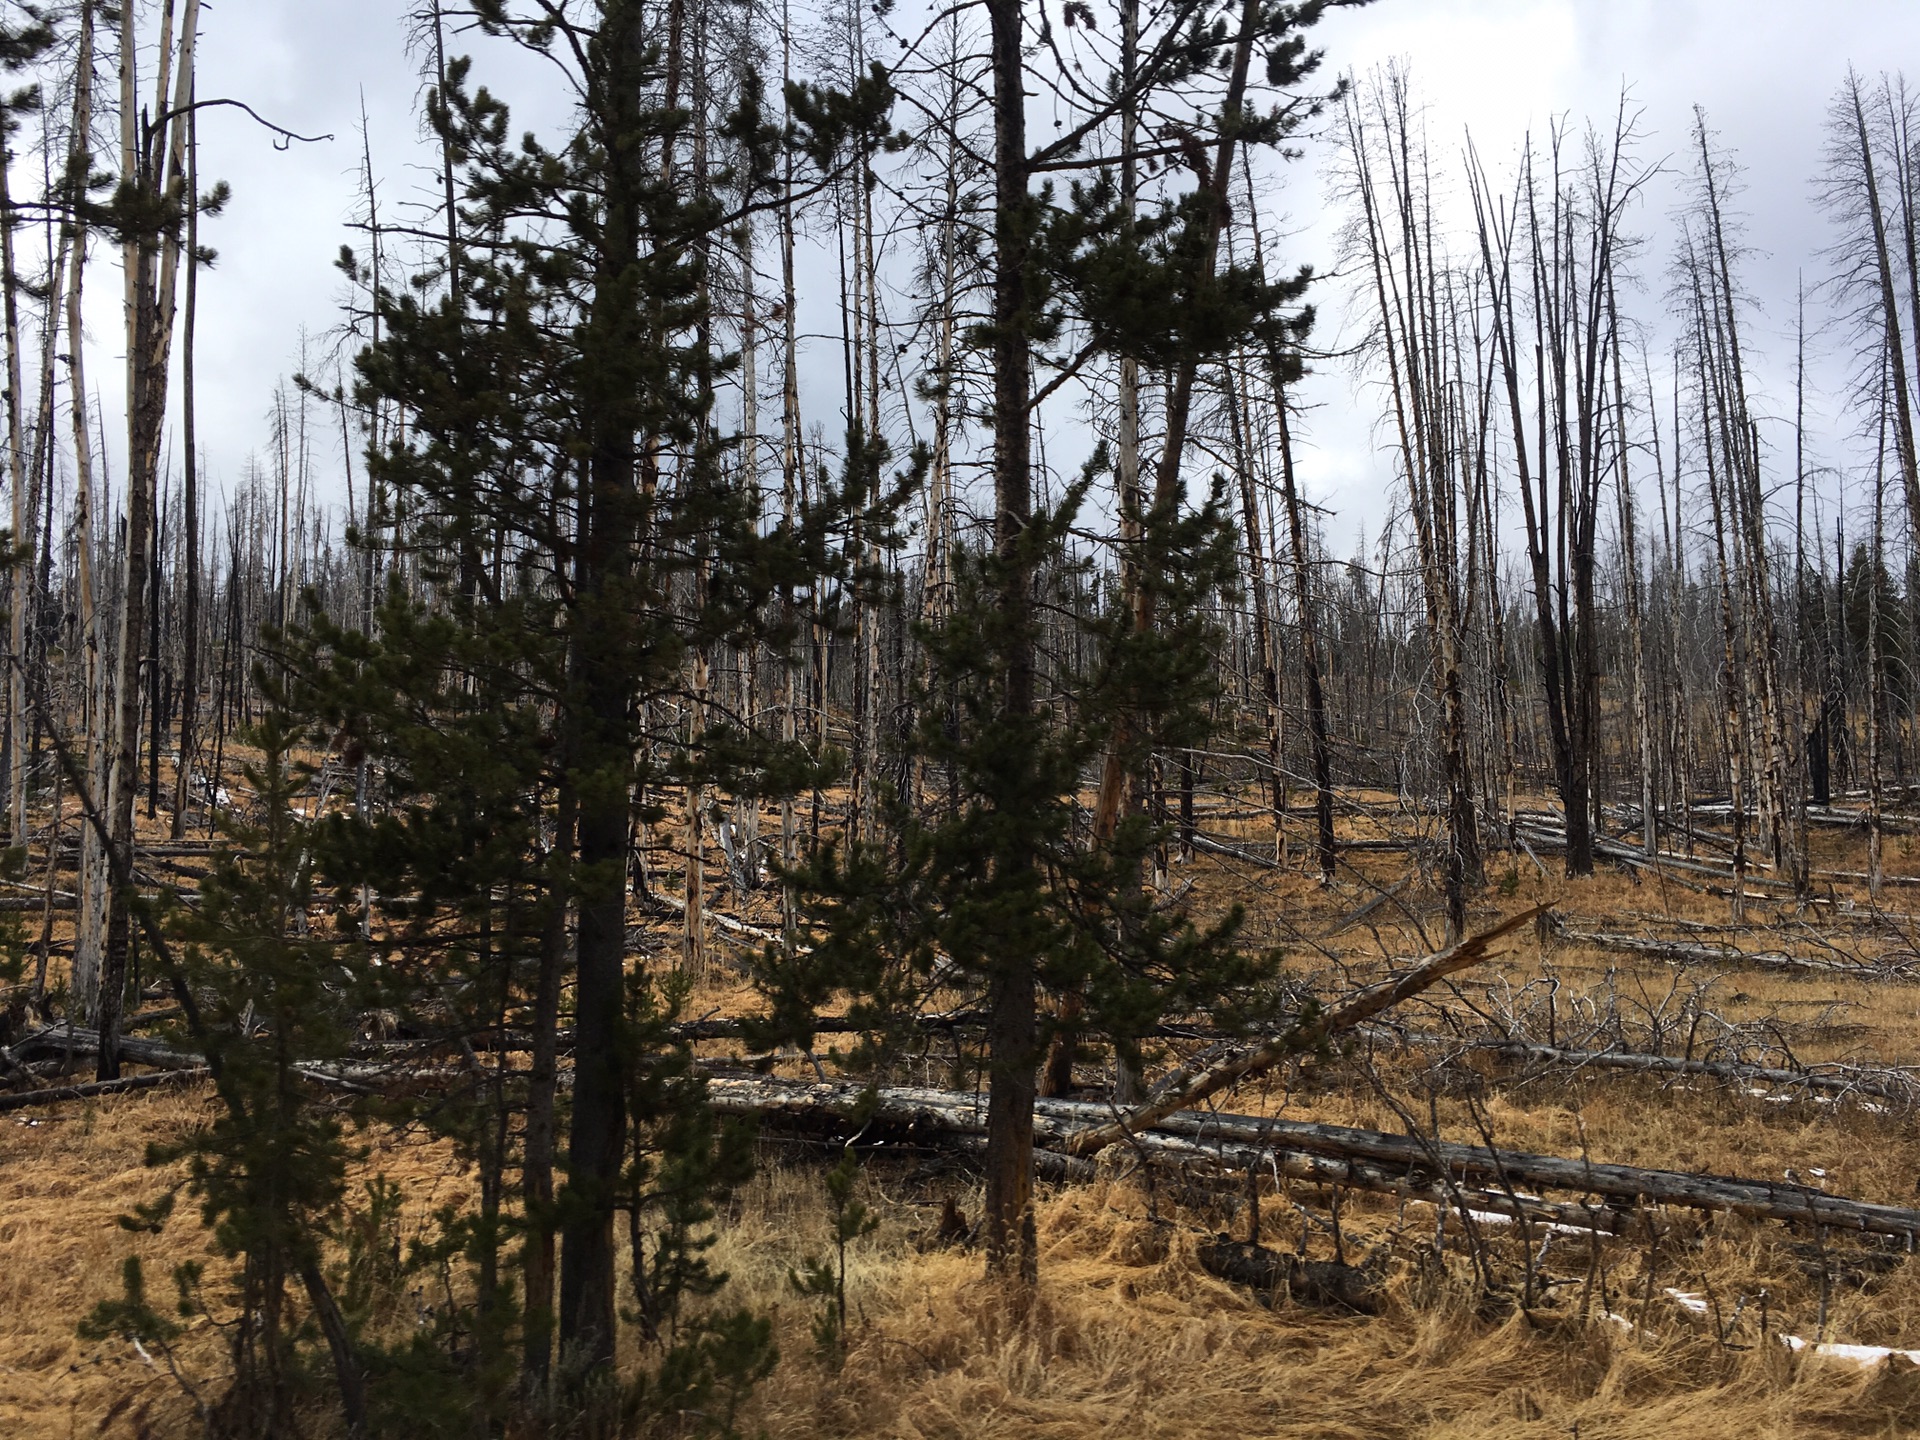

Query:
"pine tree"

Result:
[[762, 0, 1349, 1285], [287, 0, 893, 1401], [84, 712, 371, 1438]]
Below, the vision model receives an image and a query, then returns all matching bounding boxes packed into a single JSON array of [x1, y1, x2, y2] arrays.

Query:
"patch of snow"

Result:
[[1779, 1334, 1920, 1369], [1667, 1288, 1920, 1369]]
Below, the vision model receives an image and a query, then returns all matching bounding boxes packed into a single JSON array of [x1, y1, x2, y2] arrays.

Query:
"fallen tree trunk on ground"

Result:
[[16, 1041, 1907, 1240], [9, 1024, 202, 1069], [5, 1025, 387, 1094], [1003, 1118, 1633, 1233], [1515, 825, 1798, 900], [1376, 1031, 1920, 1108], [700, 1074, 1920, 1239], [0, 1067, 209, 1110], [1553, 927, 1914, 980]]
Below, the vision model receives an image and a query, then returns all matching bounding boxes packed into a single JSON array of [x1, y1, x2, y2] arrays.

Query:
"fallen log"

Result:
[[644, 888, 782, 945], [6, 1026, 388, 1095], [361, 1008, 1028, 1057], [0, 1068, 209, 1111], [1553, 927, 1911, 981], [1515, 826, 1798, 898], [701, 1075, 1920, 1239], [670, 1007, 997, 1043], [1378, 1031, 1920, 1108], [705, 1072, 1630, 1234], [1318, 875, 1417, 940], [135, 854, 214, 881], [1187, 832, 1283, 871], [10, 1025, 202, 1070], [1094, 1113, 1920, 1238], [48, 838, 218, 858], [1743, 805, 1917, 838], [23, 1028, 1914, 1241], [1064, 904, 1552, 1156], [1811, 867, 1920, 889], [725, 1075, 1628, 1236]]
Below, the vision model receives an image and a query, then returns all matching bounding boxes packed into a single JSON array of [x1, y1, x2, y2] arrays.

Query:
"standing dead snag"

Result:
[[1824, 70, 1920, 543], [1239, 154, 1337, 885], [1466, 114, 1650, 884], [1689, 112, 1796, 882], [1344, 72, 1482, 932], [87, 0, 203, 1077], [170, 89, 202, 840], [1607, 266, 1656, 862], [0, 17, 46, 846], [64, 0, 108, 1028]]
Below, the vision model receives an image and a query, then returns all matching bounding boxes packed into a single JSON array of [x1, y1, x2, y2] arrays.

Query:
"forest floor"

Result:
[[9, 790, 1920, 1437]]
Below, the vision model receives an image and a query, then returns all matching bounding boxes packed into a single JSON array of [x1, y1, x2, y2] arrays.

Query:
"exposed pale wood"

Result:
[[1449, 1035, 1920, 1107], [12, 1023, 202, 1070], [8, 1025, 386, 1094], [1064, 903, 1550, 1155], [700, 1073, 1920, 1237]]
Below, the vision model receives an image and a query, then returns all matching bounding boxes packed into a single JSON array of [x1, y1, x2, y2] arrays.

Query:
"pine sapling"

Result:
[[789, 1145, 879, 1365]]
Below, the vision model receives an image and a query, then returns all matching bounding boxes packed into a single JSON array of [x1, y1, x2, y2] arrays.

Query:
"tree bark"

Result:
[[520, 787, 569, 1390], [1468, 144, 1591, 876], [983, 0, 1037, 1285], [171, 89, 200, 839], [1, 122, 27, 845], [98, 0, 201, 1080], [557, 1, 647, 1371], [65, 1, 109, 1024], [703, 1073, 1920, 1239]]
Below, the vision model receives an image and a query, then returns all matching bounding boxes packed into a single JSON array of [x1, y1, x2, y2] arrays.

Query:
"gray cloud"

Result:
[[84, 0, 1920, 563]]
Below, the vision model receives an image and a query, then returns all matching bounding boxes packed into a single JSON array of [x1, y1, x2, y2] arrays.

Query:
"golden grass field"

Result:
[[10, 792, 1920, 1437]]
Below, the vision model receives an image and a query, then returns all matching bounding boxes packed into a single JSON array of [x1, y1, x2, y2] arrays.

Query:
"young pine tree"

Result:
[[288, 0, 896, 1409]]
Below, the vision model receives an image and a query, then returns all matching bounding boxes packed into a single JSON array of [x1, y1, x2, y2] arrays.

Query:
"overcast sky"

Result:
[[141, 0, 1920, 557], [1292, 0, 1920, 555]]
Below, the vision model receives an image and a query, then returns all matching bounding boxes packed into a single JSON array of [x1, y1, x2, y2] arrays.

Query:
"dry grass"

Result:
[[9, 794, 1920, 1436], [0, 1088, 221, 1438], [15, 1111, 1920, 1440], [723, 1165, 1920, 1440]]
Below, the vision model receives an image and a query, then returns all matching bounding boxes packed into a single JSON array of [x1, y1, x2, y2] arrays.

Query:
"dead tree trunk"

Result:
[[66, 1, 109, 1019], [1242, 174, 1335, 883], [1469, 137, 1591, 876], [1, 117, 27, 843], [983, 0, 1038, 1285], [1607, 271, 1655, 858], [170, 91, 200, 839], [96, 0, 201, 1078], [1348, 76, 1480, 935], [1224, 352, 1285, 862]]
